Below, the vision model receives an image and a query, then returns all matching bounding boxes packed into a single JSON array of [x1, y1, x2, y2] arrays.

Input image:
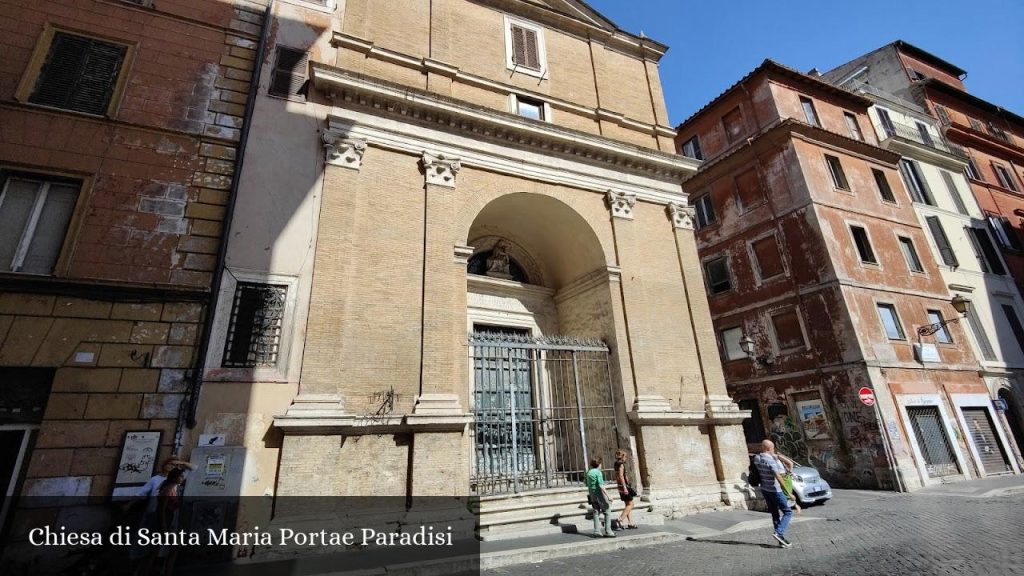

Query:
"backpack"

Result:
[[748, 458, 762, 487]]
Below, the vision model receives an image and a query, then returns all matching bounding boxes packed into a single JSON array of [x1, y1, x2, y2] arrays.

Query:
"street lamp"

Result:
[[739, 334, 774, 365], [917, 295, 970, 337]]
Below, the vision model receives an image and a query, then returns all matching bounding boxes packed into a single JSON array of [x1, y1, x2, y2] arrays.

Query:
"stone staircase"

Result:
[[477, 486, 664, 541]]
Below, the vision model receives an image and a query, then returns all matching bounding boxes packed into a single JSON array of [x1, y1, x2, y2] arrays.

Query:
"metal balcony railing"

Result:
[[881, 119, 967, 158]]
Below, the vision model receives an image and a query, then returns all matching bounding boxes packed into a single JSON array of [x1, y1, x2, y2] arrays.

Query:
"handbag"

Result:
[[627, 485, 638, 498], [780, 472, 795, 498]]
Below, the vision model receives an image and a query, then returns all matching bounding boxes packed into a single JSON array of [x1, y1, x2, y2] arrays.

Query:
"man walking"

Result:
[[754, 439, 793, 548]]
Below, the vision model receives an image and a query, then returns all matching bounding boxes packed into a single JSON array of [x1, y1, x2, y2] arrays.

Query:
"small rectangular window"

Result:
[[877, 303, 905, 340], [751, 235, 785, 280], [844, 112, 864, 141], [873, 169, 896, 203], [720, 326, 746, 361], [681, 136, 703, 160], [509, 23, 541, 71], [28, 31, 128, 116], [969, 117, 984, 132], [223, 282, 288, 368], [915, 121, 935, 147], [800, 97, 820, 127], [850, 225, 877, 264], [934, 105, 951, 125], [704, 256, 732, 295], [268, 47, 308, 98], [877, 108, 896, 138], [993, 163, 1019, 192], [941, 171, 969, 215], [734, 167, 763, 211], [907, 68, 926, 81], [513, 94, 545, 121], [965, 227, 1006, 275], [965, 156, 982, 181], [988, 215, 1022, 251], [899, 159, 934, 205], [1002, 304, 1024, 355], [898, 236, 924, 272], [695, 195, 716, 229], [0, 173, 81, 274], [925, 216, 959, 267], [825, 155, 849, 190], [771, 309, 805, 351], [722, 107, 746, 144], [927, 310, 953, 344]]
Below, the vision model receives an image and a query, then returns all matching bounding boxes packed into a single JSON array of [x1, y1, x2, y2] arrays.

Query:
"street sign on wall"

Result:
[[859, 387, 876, 406]]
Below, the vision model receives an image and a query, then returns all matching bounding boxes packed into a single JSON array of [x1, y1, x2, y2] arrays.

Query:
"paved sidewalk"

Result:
[[481, 474, 1024, 571]]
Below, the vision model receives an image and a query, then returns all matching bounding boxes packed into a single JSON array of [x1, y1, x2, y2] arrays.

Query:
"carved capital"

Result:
[[421, 151, 461, 188], [605, 190, 637, 220], [322, 134, 367, 170], [667, 201, 696, 230]]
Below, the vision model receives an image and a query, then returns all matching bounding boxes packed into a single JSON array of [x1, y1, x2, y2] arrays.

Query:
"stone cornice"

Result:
[[328, 33, 677, 140], [315, 79, 695, 204]]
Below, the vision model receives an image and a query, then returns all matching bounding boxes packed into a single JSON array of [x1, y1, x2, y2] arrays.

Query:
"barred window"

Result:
[[223, 282, 287, 368]]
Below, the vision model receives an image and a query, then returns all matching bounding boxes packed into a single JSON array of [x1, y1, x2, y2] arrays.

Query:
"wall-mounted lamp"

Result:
[[739, 334, 775, 366], [917, 294, 970, 337]]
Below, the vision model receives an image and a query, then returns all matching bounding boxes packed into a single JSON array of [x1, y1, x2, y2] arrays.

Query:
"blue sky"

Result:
[[586, 0, 1024, 126]]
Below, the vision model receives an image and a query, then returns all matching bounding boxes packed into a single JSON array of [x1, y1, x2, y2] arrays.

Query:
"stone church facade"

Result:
[[196, 0, 750, 532]]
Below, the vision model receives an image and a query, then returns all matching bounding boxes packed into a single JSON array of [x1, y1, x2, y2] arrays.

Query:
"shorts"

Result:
[[619, 490, 634, 503]]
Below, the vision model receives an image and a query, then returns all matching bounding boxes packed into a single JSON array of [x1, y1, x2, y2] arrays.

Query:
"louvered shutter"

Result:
[[510, 25, 540, 70], [941, 171, 969, 215], [269, 47, 308, 97], [969, 227, 1006, 275], [30, 32, 126, 116], [926, 216, 959, 267]]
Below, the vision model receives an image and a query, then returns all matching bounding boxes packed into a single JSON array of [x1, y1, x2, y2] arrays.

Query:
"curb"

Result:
[[480, 531, 686, 569]]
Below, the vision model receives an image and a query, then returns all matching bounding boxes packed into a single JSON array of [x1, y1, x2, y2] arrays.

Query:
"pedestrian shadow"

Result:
[[685, 536, 778, 549]]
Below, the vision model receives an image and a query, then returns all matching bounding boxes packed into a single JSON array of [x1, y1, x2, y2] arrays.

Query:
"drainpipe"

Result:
[[176, 1, 274, 448]]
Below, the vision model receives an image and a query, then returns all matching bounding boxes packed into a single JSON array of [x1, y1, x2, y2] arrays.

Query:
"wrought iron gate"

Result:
[[469, 332, 621, 496], [907, 406, 960, 477]]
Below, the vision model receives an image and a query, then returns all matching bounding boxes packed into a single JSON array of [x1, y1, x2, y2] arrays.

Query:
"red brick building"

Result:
[[677, 60, 995, 490], [824, 41, 1024, 468], [0, 0, 264, 555]]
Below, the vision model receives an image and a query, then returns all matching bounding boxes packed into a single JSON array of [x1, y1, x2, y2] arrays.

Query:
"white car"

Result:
[[789, 463, 832, 506]]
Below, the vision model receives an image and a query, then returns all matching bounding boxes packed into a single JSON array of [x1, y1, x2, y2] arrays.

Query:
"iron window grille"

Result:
[[29, 32, 127, 116], [223, 282, 288, 368]]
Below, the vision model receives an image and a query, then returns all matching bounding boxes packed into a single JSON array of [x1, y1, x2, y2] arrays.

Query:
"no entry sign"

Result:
[[858, 387, 876, 406]]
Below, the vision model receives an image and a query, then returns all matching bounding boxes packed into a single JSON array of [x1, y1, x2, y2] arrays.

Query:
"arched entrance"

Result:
[[463, 193, 626, 496]]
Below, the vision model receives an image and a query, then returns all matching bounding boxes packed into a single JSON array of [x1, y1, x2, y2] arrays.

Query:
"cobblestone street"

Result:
[[484, 488, 1024, 576]]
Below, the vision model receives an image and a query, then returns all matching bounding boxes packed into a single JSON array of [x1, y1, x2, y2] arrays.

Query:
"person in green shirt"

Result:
[[586, 456, 615, 538]]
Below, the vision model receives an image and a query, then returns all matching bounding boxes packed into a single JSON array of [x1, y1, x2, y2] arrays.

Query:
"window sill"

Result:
[[506, 65, 547, 80], [15, 99, 109, 121]]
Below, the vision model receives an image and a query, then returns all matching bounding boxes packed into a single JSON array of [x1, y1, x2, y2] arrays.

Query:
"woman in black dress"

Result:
[[614, 449, 637, 529]]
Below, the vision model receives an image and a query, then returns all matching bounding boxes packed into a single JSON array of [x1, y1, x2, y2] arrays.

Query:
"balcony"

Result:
[[880, 119, 967, 159]]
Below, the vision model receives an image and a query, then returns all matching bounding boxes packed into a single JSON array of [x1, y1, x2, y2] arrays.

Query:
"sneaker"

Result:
[[772, 533, 792, 548], [603, 531, 617, 538]]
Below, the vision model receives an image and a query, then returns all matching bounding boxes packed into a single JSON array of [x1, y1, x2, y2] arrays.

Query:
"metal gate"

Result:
[[469, 331, 621, 496], [907, 406, 960, 477], [961, 407, 1011, 475]]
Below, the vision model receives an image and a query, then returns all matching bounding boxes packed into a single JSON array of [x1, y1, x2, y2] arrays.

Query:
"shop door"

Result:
[[962, 407, 1011, 475]]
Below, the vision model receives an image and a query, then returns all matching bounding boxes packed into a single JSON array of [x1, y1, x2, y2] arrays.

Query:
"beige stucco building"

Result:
[[192, 0, 750, 535]]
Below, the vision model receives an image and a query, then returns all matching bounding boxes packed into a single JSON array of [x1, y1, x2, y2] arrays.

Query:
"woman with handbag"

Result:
[[614, 449, 638, 529]]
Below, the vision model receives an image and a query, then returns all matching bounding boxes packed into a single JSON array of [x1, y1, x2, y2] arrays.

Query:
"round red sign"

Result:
[[858, 387, 876, 406]]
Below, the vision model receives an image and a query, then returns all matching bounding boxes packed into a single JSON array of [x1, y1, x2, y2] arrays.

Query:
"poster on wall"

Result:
[[796, 399, 830, 440], [113, 430, 162, 486]]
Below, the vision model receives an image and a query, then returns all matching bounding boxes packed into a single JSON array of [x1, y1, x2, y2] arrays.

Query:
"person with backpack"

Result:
[[585, 456, 616, 538], [753, 439, 794, 548]]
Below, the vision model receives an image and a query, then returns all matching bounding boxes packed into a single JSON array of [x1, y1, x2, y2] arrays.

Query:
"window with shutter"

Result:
[[734, 167, 763, 211], [269, 47, 308, 99], [28, 31, 128, 116], [722, 107, 746, 144], [934, 105, 951, 125], [1002, 304, 1024, 355], [993, 163, 1019, 192], [504, 18, 545, 76], [941, 171, 969, 215], [926, 216, 958, 267], [0, 172, 81, 275], [899, 159, 934, 205], [987, 216, 1022, 251], [877, 108, 895, 138], [965, 304, 996, 361], [695, 195, 715, 229], [966, 227, 1006, 275]]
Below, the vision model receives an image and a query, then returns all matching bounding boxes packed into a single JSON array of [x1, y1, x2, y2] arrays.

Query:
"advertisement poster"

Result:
[[796, 399, 830, 440], [114, 431, 161, 485]]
